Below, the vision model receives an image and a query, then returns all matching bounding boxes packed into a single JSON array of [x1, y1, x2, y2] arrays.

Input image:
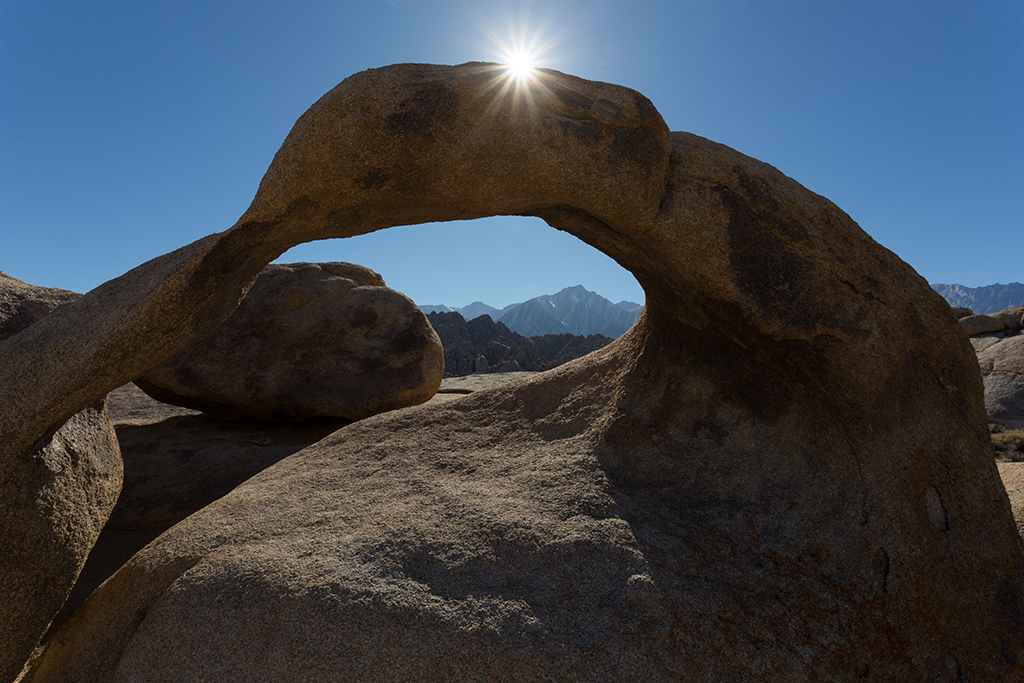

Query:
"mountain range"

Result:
[[425, 312, 614, 377], [421, 285, 643, 338], [932, 282, 1024, 314], [422, 281, 1024, 337]]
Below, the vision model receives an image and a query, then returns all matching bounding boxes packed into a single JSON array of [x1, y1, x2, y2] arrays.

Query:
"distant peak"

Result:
[[421, 285, 645, 338], [931, 282, 1024, 314]]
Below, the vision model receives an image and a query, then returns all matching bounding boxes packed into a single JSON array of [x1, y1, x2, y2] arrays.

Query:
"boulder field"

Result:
[[4, 63, 1023, 681]]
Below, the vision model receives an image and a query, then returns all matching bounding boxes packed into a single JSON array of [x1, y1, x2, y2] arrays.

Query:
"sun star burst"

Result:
[[503, 48, 538, 85]]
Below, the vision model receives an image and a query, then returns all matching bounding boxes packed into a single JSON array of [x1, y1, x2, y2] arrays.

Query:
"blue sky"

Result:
[[2, 0, 1021, 308]]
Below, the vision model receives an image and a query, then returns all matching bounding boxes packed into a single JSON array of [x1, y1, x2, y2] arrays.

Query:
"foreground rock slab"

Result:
[[0, 275, 121, 683], [136, 262, 443, 421], [108, 375, 530, 535], [7, 64, 1024, 681], [47, 375, 529, 635]]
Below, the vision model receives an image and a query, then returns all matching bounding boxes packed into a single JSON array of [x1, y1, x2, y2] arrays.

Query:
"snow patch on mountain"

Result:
[[420, 285, 643, 338]]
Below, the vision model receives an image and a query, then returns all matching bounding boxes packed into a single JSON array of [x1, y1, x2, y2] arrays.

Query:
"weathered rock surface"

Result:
[[38, 385, 344, 640], [108, 375, 525, 536], [971, 335, 1005, 355], [135, 262, 443, 421], [107, 383, 200, 424], [1000, 462, 1024, 537], [110, 410, 348, 534], [105, 384, 346, 534], [0, 275, 121, 683], [50, 374, 530, 634], [960, 313, 1006, 336], [8, 64, 1024, 681], [0, 272, 80, 339], [434, 370, 537, 394], [977, 335, 1024, 429], [993, 305, 1024, 332]]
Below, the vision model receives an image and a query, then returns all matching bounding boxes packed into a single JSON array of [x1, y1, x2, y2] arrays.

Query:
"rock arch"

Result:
[[5, 63, 1023, 681]]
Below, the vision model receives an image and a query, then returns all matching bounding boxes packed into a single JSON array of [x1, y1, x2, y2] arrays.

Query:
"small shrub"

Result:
[[992, 427, 1024, 462]]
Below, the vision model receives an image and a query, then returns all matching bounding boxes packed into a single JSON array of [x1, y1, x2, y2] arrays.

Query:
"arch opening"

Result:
[[274, 215, 644, 314]]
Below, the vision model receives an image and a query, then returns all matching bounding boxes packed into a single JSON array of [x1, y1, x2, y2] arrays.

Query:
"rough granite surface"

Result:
[[4, 63, 1022, 682]]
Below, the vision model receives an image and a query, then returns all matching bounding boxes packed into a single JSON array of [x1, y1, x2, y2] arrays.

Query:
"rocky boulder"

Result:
[[960, 313, 1006, 336], [0, 274, 121, 683], [951, 306, 974, 319], [0, 272, 79, 338], [976, 335, 1024, 429], [993, 306, 1024, 332], [135, 262, 443, 421], [7, 64, 1024, 681]]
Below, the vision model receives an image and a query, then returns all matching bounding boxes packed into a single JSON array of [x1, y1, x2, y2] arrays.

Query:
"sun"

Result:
[[498, 46, 540, 86], [505, 51, 537, 81], [477, 5, 574, 91]]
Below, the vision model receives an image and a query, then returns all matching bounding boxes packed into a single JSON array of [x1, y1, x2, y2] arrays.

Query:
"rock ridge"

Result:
[[426, 310, 613, 376]]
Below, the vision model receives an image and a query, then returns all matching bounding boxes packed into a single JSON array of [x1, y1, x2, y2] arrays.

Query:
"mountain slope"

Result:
[[932, 283, 1024, 313], [420, 285, 643, 338], [425, 312, 613, 377]]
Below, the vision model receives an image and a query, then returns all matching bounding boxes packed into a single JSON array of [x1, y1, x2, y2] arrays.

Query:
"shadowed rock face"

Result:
[[5, 63, 1024, 681], [135, 262, 444, 421]]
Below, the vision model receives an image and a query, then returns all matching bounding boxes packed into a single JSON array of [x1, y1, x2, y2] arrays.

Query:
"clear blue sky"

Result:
[[2, 0, 1021, 308]]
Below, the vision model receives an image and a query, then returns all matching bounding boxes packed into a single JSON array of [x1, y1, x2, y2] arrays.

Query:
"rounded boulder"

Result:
[[135, 262, 443, 421]]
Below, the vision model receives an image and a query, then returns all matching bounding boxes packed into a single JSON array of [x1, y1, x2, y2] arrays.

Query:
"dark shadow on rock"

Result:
[[43, 412, 349, 645], [110, 413, 350, 532]]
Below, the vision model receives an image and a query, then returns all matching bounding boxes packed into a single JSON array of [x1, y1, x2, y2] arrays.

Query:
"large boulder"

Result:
[[6, 64, 1024, 680], [993, 306, 1024, 332], [960, 313, 1006, 336], [0, 274, 121, 682], [977, 335, 1024, 429], [135, 262, 443, 421]]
